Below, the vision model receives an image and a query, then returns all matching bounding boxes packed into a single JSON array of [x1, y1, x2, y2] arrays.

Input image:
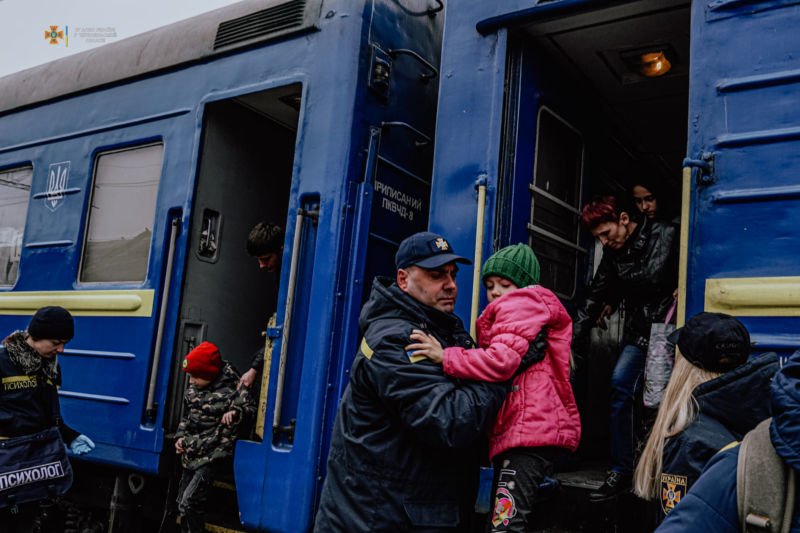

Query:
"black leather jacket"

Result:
[[314, 277, 507, 532], [573, 216, 679, 350]]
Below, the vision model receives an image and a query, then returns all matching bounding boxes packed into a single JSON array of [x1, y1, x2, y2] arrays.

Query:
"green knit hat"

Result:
[[481, 244, 541, 288]]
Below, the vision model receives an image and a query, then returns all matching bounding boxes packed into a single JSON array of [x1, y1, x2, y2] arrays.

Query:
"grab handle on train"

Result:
[[145, 216, 181, 421], [683, 152, 715, 186], [388, 48, 439, 82], [470, 176, 488, 339], [272, 207, 319, 432]]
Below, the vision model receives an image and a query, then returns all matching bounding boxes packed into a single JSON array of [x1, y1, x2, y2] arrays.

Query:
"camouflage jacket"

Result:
[[176, 362, 254, 470]]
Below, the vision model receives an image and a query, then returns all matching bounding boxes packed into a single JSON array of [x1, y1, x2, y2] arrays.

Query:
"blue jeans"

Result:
[[609, 344, 646, 474]]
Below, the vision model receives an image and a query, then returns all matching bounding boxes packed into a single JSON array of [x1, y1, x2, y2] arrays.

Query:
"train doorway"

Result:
[[497, 1, 690, 529], [168, 84, 301, 430]]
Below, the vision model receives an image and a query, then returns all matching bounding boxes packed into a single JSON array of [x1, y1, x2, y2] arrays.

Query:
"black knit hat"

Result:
[[667, 312, 750, 373], [28, 306, 74, 341]]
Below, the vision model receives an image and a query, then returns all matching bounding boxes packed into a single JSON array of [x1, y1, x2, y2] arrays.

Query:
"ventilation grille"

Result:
[[214, 0, 308, 50]]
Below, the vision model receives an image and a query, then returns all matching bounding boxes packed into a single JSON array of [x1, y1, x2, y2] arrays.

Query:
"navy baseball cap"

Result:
[[395, 232, 472, 269], [667, 312, 750, 373]]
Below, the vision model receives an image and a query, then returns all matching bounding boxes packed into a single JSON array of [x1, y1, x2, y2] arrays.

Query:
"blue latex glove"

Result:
[[69, 434, 95, 455]]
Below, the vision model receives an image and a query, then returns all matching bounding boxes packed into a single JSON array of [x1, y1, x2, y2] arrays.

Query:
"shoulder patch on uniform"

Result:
[[406, 351, 427, 364], [360, 338, 374, 360], [2, 375, 38, 391], [660, 472, 687, 515]]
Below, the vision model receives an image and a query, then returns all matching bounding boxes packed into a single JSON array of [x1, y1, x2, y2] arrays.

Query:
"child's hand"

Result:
[[221, 410, 237, 425], [405, 329, 444, 364], [175, 437, 184, 454], [238, 368, 258, 389], [596, 304, 613, 330]]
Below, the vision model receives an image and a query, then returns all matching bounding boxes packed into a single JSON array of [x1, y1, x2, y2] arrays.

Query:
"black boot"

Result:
[[589, 471, 632, 501]]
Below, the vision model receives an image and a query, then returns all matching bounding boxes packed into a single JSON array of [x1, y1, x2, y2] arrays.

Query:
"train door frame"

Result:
[[166, 82, 303, 438], [497, 0, 691, 459]]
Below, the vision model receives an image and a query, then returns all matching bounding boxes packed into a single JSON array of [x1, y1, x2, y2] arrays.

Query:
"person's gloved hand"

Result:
[[69, 434, 95, 455], [515, 329, 548, 376]]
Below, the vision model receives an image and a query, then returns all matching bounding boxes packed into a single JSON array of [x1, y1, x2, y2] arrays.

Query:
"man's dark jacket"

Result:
[[658, 352, 778, 519], [314, 278, 507, 532], [0, 344, 78, 443], [573, 216, 678, 350], [656, 350, 800, 532]]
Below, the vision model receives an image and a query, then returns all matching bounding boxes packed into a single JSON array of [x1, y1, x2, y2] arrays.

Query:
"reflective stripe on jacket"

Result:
[[314, 278, 507, 532]]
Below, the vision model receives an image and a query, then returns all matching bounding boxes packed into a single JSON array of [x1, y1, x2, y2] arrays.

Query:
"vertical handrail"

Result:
[[272, 208, 307, 430], [255, 313, 277, 439], [145, 217, 180, 419], [677, 167, 692, 327], [470, 179, 488, 339]]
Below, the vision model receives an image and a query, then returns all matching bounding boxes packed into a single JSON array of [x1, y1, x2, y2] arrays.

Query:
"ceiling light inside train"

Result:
[[639, 51, 671, 77]]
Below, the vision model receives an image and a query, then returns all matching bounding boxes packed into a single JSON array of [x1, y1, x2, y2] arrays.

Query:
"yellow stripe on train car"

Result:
[[705, 277, 800, 317], [0, 290, 155, 317]]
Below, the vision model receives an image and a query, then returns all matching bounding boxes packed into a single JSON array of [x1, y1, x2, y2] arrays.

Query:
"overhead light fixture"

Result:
[[616, 45, 677, 83], [639, 51, 671, 77]]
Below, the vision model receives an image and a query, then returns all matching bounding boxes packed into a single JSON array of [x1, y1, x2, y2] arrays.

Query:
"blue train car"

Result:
[[429, 0, 800, 524], [0, 0, 442, 530]]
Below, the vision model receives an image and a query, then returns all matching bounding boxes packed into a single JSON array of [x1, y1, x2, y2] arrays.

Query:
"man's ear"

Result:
[[619, 211, 630, 225], [397, 268, 409, 291]]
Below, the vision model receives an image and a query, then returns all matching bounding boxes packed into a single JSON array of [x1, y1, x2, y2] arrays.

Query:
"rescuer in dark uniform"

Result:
[[0, 306, 94, 532], [313, 232, 508, 532]]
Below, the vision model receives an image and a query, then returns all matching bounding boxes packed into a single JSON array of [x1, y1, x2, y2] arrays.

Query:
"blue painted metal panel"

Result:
[[0, 1, 439, 531], [428, 8, 510, 321], [430, 0, 608, 319], [685, 0, 800, 348]]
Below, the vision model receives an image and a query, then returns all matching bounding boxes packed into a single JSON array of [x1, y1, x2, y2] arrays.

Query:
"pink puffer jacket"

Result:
[[443, 286, 581, 458]]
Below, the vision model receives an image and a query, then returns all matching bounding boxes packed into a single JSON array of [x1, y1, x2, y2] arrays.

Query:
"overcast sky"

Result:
[[0, 0, 243, 78]]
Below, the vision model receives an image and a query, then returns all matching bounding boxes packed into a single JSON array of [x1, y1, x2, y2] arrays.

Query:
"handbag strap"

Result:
[[664, 299, 677, 324]]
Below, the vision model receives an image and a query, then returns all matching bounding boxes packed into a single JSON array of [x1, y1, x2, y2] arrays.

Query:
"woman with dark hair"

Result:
[[630, 179, 660, 221], [628, 174, 679, 225], [572, 196, 679, 500]]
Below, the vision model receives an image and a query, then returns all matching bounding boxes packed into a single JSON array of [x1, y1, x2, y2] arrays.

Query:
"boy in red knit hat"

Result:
[[174, 341, 254, 533]]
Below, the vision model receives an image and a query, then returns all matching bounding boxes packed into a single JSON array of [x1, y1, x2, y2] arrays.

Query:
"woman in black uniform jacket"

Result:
[[0, 306, 94, 533]]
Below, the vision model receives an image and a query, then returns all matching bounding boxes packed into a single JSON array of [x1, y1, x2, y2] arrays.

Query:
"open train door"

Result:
[[682, 0, 800, 349]]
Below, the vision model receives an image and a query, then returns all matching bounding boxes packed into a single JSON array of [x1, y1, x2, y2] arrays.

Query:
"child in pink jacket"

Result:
[[407, 243, 581, 532]]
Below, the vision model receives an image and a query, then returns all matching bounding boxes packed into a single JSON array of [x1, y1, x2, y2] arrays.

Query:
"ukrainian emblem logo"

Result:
[[660, 473, 687, 515], [434, 237, 449, 251], [44, 26, 66, 45], [45, 162, 70, 212]]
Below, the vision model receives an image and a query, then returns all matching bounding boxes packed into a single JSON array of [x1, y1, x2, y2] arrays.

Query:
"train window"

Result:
[[528, 107, 584, 299], [0, 166, 32, 286], [80, 143, 164, 283]]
